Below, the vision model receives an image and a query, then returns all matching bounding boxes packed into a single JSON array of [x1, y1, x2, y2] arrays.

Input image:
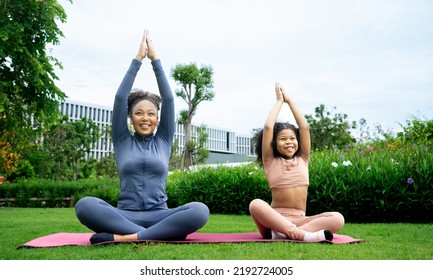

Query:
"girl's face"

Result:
[[276, 128, 298, 159], [130, 100, 158, 138]]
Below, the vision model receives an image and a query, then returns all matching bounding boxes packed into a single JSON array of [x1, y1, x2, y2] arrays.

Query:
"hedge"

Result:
[[1, 143, 432, 223]]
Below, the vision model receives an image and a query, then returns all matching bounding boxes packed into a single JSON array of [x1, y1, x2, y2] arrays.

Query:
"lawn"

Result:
[[0, 207, 432, 260]]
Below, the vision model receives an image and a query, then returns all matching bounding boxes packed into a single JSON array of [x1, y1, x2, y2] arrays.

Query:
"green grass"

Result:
[[0, 208, 432, 260]]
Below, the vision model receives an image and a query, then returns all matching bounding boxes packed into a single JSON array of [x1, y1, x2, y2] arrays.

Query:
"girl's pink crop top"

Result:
[[263, 156, 309, 189]]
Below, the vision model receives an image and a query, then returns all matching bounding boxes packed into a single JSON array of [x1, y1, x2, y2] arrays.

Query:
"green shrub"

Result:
[[74, 183, 120, 206], [166, 163, 270, 215], [6, 159, 35, 181], [0, 178, 119, 208], [308, 143, 433, 223]]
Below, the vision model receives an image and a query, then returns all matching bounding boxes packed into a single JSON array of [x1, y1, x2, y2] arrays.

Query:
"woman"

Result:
[[75, 30, 209, 245], [249, 82, 344, 242]]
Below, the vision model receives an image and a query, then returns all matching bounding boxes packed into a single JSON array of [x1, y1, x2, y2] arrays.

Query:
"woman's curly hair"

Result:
[[127, 89, 161, 116], [253, 122, 301, 166]]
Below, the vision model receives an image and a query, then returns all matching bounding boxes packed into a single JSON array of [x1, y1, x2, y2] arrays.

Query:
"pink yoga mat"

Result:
[[18, 232, 365, 248]]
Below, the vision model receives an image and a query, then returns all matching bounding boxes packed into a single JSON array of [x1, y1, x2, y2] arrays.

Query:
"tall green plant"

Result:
[[42, 116, 100, 181], [0, 0, 71, 175], [171, 63, 215, 169], [305, 104, 357, 150], [397, 117, 433, 145]]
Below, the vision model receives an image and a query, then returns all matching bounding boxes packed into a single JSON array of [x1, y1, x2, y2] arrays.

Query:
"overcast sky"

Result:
[[52, 0, 433, 137]]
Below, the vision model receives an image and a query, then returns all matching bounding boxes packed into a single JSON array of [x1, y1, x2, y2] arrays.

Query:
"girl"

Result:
[[249, 82, 344, 242]]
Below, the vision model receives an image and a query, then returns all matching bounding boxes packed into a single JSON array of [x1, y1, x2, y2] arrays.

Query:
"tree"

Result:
[[0, 0, 70, 175], [169, 139, 183, 170], [305, 104, 356, 150], [190, 124, 209, 166], [397, 116, 433, 145], [42, 116, 100, 181], [169, 125, 209, 169], [0, 130, 19, 179], [171, 63, 214, 169], [95, 153, 118, 179]]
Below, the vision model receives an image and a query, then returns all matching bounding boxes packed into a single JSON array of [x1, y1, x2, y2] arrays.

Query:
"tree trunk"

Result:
[[183, 117, 193, 169]]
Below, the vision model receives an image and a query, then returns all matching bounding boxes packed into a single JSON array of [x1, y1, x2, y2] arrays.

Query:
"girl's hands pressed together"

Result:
[[275, 82, 284, 103]]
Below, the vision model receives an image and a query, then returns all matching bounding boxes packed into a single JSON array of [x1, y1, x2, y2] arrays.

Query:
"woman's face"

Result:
[[130, 99, 158, 138], [276, 128, 298, 159]]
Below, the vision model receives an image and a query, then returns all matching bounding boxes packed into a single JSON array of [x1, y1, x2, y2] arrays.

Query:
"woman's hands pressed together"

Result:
[[135, 29, 158, 62]]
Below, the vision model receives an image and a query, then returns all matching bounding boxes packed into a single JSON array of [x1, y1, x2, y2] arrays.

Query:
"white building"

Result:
[[59, 99, 255, 163]]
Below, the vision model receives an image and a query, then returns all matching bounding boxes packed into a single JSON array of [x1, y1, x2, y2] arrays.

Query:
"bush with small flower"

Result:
[[308, 140, 433, 223]]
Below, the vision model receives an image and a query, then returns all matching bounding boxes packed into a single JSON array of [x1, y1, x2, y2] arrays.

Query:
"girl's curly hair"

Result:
[[127, 89, 161, 116], [253, 122, 301, 166]]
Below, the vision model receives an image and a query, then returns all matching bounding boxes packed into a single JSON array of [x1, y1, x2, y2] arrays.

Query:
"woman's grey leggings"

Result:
[[75, 197, 209, 240]]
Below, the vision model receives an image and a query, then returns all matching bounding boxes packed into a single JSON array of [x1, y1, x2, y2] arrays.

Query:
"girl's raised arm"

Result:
[[262, 82, 285, 162], [281, 85, 311, 160]]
